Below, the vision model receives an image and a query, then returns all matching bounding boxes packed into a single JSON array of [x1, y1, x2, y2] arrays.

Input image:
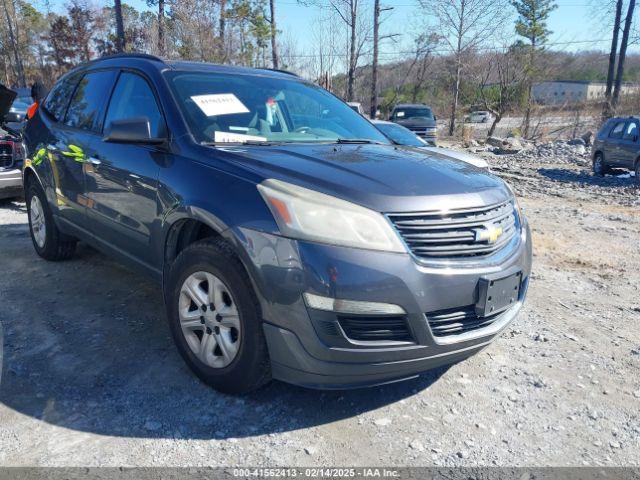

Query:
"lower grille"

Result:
[[388, 201, 518, 260], [426, 306, 501, 337], [338, 315, 412, 342]]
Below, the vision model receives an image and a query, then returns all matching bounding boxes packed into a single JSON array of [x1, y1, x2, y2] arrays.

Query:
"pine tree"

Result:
[[511, 0, 557, 138]]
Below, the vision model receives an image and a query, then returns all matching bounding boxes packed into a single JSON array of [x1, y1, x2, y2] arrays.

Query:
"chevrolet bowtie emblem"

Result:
[[475, 225, 503, 244]]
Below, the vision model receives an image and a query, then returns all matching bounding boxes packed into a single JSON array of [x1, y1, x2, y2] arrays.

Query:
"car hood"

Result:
[[394, 117, 436, 128], [420, 146, 489, 169], [217, 143, 510, 213], [0, 85, 17, 121]]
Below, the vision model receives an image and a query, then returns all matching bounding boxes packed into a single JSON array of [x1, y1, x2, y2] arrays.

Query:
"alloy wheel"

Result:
[[30, 195, 46, 248], [178, 271, 241, 368]]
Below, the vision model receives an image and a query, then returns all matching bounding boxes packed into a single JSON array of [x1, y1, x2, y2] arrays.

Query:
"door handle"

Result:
[[88, 157, 101, 166]]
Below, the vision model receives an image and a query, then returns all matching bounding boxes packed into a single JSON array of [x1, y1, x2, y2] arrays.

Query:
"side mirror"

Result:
[[103, 117, 165, 145], [433, 115, 437, 121]]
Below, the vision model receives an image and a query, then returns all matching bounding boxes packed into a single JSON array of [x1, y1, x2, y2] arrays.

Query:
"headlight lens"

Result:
[[258, 179, 406, 252]]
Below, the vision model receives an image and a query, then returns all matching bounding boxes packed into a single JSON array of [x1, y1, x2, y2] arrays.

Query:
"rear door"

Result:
[[85, 70, 166, 271], [41, 70, 117, 231], [604, 120, 626, 165], [618, 119, 639, 168]]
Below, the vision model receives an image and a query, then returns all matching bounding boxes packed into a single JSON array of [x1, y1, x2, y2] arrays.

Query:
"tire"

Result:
[[165, 237, 271, 394], [635, 161, 640, 186], [26, 180, 76, 261], [593, 152, 610, 176]]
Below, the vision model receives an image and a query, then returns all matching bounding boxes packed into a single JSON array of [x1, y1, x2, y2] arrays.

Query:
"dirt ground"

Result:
[[0, 154, 638, 467]]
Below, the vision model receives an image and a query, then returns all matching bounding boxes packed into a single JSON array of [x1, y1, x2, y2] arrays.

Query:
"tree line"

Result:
[[0, 0, 638, 138]]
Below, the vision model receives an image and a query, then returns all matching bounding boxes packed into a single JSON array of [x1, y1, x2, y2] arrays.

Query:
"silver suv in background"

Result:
[[592, 116, 640, 184]]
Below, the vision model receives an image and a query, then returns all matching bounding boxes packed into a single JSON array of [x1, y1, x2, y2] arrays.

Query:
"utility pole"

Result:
[[270, 0, 279, 68], [115, 0, 126, 52], [158, 0, 165, 56], [370, 0, 380, 118]]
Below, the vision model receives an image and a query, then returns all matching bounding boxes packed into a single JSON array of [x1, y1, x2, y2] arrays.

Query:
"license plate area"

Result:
[[476, 271, 522, 317]]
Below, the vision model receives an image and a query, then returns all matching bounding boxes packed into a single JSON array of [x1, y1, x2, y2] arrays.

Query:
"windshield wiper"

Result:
[[334, 138, 385, 145], [202, 140, 283, 147]]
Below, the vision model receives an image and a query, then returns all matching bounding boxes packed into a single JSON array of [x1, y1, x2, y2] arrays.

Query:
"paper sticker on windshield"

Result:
[[192, 94, 249, 117], [396, 111, 405, 118], [214, 131, 266, 143]]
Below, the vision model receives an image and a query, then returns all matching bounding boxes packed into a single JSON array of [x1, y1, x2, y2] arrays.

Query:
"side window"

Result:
[[104, 72, 165, 137], [609, 121, 626, 139], [623, 121, 638, 140], [43, 74, 81, 122], [65, 70, 117, 132]]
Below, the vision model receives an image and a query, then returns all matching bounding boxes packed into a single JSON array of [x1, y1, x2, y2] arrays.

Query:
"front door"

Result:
[[85, 71, 167, 270]]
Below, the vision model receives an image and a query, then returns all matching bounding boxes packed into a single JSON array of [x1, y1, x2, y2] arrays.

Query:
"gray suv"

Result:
[[592, 116, 640, 183], [390, 103, 438, 145], [23, 54, 531, 393]]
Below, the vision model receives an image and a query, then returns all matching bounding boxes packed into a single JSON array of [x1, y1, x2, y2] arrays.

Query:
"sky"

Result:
[[44, 0, 629, 57]]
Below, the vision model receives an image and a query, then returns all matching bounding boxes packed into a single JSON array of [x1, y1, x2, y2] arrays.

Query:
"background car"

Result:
[[466, 110, 494, 123], [0, 85, 24, 200], [389, 103, 437, 145], [4, 87, 31, 124], [373, 120, 489, 169], [592, 116, 640, 184], [347, 101, 365, 116]]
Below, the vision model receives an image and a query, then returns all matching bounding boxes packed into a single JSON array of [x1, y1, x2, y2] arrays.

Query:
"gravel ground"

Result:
[[0, 147, 639, 467]]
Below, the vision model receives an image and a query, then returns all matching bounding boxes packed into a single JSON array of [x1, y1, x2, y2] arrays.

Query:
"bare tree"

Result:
[[612, 0, 636, 111], [2, 0, 26, 86], [603, 0, 623, 118], [475, 47, 527, 137], [420, 0, 508, 136]]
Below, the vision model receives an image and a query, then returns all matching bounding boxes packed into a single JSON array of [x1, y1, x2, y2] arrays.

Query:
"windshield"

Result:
[[165, 71, 390, 145], [375, 122, 426, 147], [11, 97, 31, 111], [391, 107, 433, 120]]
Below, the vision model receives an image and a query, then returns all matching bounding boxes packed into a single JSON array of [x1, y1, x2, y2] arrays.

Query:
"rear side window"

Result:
[[609, 121, 626, 139], [623, 120, 638, 140], [43, 74, 81, 122], [65, 70, 117, 132], [104, 72, 165, 137]]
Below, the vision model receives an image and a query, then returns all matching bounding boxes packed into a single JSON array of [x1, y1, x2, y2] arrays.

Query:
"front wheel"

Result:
[[26, 181, 76, 261], [165, 238, 271, 394]]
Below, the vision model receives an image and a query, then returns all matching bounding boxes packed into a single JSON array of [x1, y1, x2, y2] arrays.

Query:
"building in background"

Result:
[[532, 80, 640, 105]]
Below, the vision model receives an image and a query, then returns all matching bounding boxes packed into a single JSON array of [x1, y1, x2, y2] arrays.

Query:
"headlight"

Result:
[[505, 182, 523, 224], [257, 179, 406, 252]]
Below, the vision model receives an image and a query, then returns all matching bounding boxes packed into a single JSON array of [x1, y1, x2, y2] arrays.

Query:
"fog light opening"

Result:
[[303, 293, 406, 315]]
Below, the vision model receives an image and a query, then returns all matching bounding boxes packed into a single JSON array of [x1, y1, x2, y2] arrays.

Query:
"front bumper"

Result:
[[237, 220, 532, 389], [0, 168, 23, 199]]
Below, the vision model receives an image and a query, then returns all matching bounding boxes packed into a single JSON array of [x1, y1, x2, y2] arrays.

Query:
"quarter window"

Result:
[[623, 121, 638, 140], [65, 70, 117, 132], [43, 74, 81, 122], [104, 72, 165, 138]]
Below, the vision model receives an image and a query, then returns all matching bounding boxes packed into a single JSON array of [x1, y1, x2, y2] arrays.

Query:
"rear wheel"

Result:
[[593, 152, 610, 176], [165, 238, 271, 394], [26, 181, 76, 261]]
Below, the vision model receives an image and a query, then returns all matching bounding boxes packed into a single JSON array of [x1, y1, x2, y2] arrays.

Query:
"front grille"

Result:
[[0, 143, 13, 169], [388, 201, 517, 260], [426, 306, 501, 337], [338, 315, 412, 342], [407, 126, 437, 138]]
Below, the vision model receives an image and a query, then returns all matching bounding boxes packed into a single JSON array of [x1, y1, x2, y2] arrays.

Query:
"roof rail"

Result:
[[262, 68, 299, 77], [97, 52, 165, 63]]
